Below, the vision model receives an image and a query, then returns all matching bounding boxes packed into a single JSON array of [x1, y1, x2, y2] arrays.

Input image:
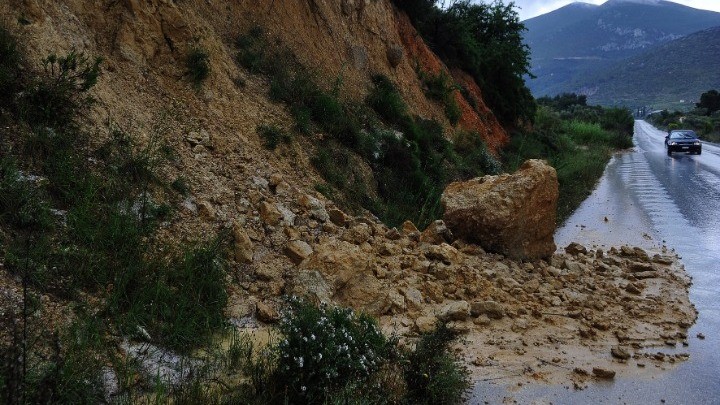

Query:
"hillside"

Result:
[[569, 26, 720, 109], [524, 0, 720, 98], [0, 0, 697, 402]]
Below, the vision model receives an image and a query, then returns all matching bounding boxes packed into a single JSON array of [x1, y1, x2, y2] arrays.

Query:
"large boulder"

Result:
[[441, 159, 558, 260]]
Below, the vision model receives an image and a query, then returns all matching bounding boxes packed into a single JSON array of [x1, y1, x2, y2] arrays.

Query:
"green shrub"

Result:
[[445, 96, 461, 126], [186, 47, 210, 86], [366, 74, 407, 125], [257, 124, 291, 150], [0, 25, 23, 110], [236, 26, 266, 73], [20, 51, 101, 129], [0, 157, 53, 231], [403, 323, 470, 405], [273, 300, 396, 404]]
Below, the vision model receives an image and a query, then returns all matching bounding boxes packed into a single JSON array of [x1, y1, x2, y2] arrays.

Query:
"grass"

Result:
[[503, 106, 634, 223]]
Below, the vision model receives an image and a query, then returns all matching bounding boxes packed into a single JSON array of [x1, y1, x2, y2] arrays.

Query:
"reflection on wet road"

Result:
[[472, 121, 720, 404]]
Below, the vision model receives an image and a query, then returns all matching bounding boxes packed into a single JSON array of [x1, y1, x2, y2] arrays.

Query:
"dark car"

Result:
[[665, 130, 702, 156]]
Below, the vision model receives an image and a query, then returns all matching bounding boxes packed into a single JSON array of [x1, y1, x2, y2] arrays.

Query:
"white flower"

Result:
[[301, 386, 307, 392]]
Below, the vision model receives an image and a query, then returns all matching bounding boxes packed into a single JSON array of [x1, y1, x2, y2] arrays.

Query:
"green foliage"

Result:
[[504, 104, 633, 222], [0, 25, 23, 110], [274, 300, 396, 404], [403, 323, 471, 405], [20, 51, 101, 129], [186, 47, 211, 86], [236, 30, 500, 228], [647, 91, 720, 143], [113, 238, 228, 352], [0, 157, 53, 231], [220, 301, 467, 405], [367, 74, 407, 125], [418, 69, 461, 125], [396, 0, 536, 126], [257, 124, 292, 150], [697, 89, 720, 115]]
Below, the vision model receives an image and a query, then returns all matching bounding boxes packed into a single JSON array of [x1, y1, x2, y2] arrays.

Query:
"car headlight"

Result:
[[694, 141, 700, 146], [670, 142, 677, 145]]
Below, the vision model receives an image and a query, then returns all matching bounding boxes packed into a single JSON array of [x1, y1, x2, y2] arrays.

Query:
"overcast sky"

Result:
[[488, 0, 720, 21]]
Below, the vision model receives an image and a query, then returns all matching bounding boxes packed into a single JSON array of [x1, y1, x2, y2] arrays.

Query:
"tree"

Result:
[[696, 89, 720, 115], [393, 0, 536, 127]]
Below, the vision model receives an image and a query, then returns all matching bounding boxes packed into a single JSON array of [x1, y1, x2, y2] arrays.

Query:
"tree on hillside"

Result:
[[393, 0, 536, 127], [697, 89, 720, 115]]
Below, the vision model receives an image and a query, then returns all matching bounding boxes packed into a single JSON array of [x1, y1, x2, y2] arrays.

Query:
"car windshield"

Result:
[[670, 131, 697, 139]]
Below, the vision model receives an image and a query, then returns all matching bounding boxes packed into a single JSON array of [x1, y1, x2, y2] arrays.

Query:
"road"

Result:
[[472, 121, 720, 404]]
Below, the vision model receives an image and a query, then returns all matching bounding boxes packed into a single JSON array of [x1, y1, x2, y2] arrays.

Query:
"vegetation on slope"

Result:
[[237, 28, 500, 229], [648, 89, 720, 143], [393, 0, 536, 127]]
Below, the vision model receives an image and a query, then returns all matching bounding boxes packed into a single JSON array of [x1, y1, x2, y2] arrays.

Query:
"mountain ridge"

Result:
[[524, 0, 720, 97]]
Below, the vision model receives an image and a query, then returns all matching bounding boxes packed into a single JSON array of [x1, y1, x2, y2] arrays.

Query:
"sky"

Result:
[[491, 0, 720, 21]]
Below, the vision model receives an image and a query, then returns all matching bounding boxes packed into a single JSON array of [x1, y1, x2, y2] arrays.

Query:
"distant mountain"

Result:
[[524, 0, 720, 99], [567, 26, 720, 109]]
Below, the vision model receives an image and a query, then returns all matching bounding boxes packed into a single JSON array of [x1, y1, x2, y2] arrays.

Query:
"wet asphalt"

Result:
[[471, 121, 720, 404]]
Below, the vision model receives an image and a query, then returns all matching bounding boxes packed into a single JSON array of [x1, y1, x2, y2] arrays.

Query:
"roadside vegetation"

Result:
[[647, 89, 720, 143], [504, 93, 634, 222]]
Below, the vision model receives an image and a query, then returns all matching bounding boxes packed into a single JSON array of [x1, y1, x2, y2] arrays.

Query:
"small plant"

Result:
[[403, 323, 471, 405], [186, 46, 210, 86], [257, 124, 292, 150], [0, 25, 23, 110], [367, 74, 407, 125]]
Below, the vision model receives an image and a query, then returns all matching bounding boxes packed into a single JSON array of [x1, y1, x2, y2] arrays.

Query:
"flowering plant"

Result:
[[274, 298, 394, 403]]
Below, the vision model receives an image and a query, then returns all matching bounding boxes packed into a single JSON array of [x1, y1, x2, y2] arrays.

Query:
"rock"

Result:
[[260, 202, 282, 226], [285, 240, 313, 264], [565, 242, 587, 255], [232, 221, 254, 263], [697, 333, 705, 340], [256, 301, 279, 323], [341, 0, 354, 16], [441, 159, 558, 260], [401, 220, 419, 235], [611, 346, 631, 360], [424, 243, 460, 265], [633, 271, 658, 279], [628, 262, 655, 273], [471, 300, 504, 319], [186, 129, 211, 147], [299, 194, 329, 223], [290, 270, 332, 304], [420, 220, 454, 245], [400, 287, 424, 311], [386, 44, 404, 68], [342, 223, 372, 245], [197, 200, 216, 220], [415, 316, 437, 334], [385, 228, 402, 240], [592, 367, 616, 379], [625, 283, 642, 295], [652, 254, 675, 265], [438, 300, 470, 321], [349, 45, 368, 70], [328, 207, 349, 227]]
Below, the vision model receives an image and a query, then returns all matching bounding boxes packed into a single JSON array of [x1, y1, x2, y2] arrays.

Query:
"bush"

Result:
[[0, 25, 23, 110], [366, 74, 407, 125], [273, 300, 396, 404], [257, 124, 292, 150], [20, 51, 101, 129], [403, 323, 471, 405], [186, 47, 210, 86]]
